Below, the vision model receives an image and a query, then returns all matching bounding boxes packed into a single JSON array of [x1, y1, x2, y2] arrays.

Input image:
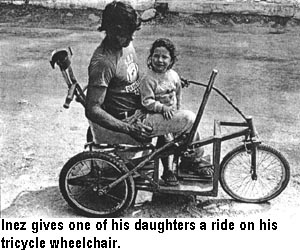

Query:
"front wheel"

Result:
[[59, 151, 135, 217], [220, 144, 290, 203]]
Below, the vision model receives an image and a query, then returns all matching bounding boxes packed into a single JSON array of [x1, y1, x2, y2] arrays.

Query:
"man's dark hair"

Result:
[[98, 1, 141, 34], [147, 38, 178, 70]]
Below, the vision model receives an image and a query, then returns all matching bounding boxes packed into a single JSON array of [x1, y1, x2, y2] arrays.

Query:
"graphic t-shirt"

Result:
[[88, 41, 142, 117]]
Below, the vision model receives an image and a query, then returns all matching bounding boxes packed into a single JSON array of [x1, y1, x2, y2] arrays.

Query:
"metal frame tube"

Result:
[[186, 69, 218, 146]]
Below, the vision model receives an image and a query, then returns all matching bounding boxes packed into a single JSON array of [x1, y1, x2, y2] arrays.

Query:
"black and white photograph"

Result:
[[0, 0, 299, 247]]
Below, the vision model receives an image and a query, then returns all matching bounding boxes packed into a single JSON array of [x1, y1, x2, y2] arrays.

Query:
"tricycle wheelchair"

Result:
[[50, 48, 290, 217]]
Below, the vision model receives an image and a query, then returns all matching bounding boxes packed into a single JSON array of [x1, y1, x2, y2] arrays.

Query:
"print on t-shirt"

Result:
[[121, 53, 140, 95]]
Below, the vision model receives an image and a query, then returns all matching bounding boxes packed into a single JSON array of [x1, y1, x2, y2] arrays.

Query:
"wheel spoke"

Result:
[[104, 192, 124, 203], [60, 152, 133, 217], [256, 177, 273, 196], [220, 145, 289, 202], [69, 185, 92, 200], [259, 155, 279, 171], [231, 154, 250, 172], [226, 175, 247, 189]]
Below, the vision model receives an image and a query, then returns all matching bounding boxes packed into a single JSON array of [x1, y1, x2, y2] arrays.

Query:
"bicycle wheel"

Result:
[[59, 151, 135, 217], [220, 144, 290, 203]]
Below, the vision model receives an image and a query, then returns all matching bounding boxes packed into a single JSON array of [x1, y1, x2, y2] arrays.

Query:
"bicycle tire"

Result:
[[59, 151, 135, 217], [220, 144, 290, 203]]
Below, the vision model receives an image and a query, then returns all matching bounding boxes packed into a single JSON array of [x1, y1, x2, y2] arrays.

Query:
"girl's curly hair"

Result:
[[147, 38, 178, 70]]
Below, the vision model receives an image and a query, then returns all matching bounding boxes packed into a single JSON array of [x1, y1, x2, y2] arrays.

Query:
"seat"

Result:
[[89, 121, 155, 161]]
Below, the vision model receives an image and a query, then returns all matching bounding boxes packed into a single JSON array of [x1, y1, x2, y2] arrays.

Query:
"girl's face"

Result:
[[151, 46, 172, 73]]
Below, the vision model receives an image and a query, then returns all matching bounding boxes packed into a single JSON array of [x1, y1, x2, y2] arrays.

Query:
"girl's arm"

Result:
[[140, 76, 164, 112], [175, 73, 182, 110]]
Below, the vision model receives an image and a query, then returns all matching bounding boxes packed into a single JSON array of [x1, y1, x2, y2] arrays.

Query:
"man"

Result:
[[85, 1, 212, 185]]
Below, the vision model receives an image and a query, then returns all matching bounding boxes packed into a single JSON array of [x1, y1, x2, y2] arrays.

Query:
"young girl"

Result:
[[140, 38, 181, 185], [140, 38, 212, 185], [140, 38, 181, 122]]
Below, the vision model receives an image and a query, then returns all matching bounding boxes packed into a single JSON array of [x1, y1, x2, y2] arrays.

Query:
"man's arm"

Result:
[[85, 85, 152, 141], [86, 54, 134, 133], [85, 85, 131, 133]]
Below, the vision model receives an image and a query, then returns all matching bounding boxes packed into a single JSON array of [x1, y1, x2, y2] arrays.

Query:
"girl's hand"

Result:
[[162, 105, 175, 120]]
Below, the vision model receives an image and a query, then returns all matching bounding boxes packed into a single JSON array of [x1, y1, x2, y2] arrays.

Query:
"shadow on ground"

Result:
[[0, 187, 78, 218], [128, 192, 271, 218], [1, 188, 271, 218]]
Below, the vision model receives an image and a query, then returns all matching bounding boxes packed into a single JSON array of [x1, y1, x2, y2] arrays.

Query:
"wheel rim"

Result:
[[65, 157, 128, 215], [222, 149, 287, 202]]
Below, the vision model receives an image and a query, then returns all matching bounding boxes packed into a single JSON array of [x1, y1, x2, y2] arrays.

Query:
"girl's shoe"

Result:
[[180, 156, 213, 181], [161, 170, 179, 186]]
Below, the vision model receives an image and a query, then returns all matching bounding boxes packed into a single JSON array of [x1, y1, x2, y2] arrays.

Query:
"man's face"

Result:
[[115, 29, 135, 48], [106, 25, 136, 49]]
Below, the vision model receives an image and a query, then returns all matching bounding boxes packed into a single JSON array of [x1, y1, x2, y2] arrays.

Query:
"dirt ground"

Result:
[[0, 3, 300, 218]]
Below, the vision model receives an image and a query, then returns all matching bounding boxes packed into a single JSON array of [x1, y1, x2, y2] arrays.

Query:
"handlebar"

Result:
[[181, 75, 258, 140], [63, 83, 77, 109], [50, 48, 86, 108], [181, 76, 248, 121]]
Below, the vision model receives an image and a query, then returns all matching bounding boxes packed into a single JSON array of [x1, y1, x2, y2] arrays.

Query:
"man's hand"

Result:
[[162, 105, 175, 120], [128, 121, 153, 143]]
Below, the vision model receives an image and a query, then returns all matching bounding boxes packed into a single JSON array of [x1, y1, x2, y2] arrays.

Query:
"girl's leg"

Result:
[[156, 135, 178, 186], [143, 110, 203, 157], [143, 110, 212, 180]]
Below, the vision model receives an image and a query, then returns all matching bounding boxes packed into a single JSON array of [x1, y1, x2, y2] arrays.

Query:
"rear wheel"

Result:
[[220, 144, 290, 203], [59, 151, 135, 217]]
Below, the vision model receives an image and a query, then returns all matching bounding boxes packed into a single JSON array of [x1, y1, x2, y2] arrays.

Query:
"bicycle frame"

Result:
[[87, 70, 261, 198], [50, 48, 261, 198]]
